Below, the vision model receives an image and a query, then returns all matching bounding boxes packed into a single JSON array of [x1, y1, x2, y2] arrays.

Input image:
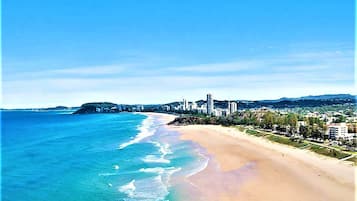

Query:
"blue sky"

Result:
[[2, 0, 355, 108]]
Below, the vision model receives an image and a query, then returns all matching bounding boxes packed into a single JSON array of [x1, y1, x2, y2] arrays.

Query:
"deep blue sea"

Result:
[[2, 111, 208, 201]]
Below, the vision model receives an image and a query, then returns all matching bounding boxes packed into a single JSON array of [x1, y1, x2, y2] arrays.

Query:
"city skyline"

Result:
[[2, 0, 355, 108], [2, 92, 355, 109]]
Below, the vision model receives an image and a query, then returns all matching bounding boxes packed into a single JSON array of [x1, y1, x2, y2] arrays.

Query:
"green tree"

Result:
[[286, 113, 298, 134], [333, 115, 346, 123], [299, 125, 310, 138], [262, 111, 275, 129]]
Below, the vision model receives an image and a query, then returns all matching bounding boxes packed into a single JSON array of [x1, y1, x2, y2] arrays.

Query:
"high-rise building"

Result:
[[207, 93, 214, 115], [189, 102, 197, 111], [214, 108, 229, 117], [230, 102, 238, 114], [227, 101, 231, 114], [198, 103, 207, 114], [183, 99, 189, 110], [137, 105, 144, 112]]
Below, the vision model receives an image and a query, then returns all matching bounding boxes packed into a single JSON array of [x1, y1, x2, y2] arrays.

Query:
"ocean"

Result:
[[2, 111, 208, 201]]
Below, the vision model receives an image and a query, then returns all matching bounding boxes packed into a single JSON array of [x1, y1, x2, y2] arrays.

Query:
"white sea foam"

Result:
[[119, 180, 136, 198], [140, 166, 182, 191], [185, 153, 209, 178], [157, 142, 172, 156], [139, 167, 166, 174], [119, 117, 155, 149], [142, 142, 172, 164], [119, 176, 170, 200], [98, 173, 118, 176], [119, 167, 181, 200], [139, 167, 181, 175], [142, 155, 170, 164], [160, 167, 182, 186]]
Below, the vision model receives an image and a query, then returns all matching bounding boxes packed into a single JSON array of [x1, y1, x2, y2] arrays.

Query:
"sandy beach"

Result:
[[140, 112, 177, 125], [143, 113, 355, 201], [171, 124, 356, 201]]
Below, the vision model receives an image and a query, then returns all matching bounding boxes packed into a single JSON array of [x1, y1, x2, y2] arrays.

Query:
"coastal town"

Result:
[[71, 93, 357, 156], [162, 94, 357, 153]]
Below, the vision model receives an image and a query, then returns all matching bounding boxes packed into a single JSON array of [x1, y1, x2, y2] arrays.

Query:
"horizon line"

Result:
[[1, 93, 355, 110]]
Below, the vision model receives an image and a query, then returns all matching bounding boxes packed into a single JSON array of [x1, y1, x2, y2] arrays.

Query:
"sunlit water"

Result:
[[2, 111, 207, 201]]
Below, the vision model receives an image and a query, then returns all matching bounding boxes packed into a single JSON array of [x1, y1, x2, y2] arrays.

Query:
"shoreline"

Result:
[[138, 112, 211, 200], [137, 112, 177, 125], [171, 124, 356, 201], [142, 112, 355, 200]]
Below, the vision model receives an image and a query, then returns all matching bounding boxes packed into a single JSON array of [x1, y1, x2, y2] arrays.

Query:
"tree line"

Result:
[[170, 110, 327, 139]]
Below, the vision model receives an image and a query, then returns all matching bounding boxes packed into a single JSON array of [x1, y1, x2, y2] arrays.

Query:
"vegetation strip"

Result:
[[236, 126, 355, 163]]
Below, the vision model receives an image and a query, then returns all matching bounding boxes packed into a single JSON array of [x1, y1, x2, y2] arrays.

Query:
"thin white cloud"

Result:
[[163, 50, 354, 76], [2, 49, 354, 108], [50, 65, 126, 75], [168, 61, 260, 73], [3, 65, 129, 81]]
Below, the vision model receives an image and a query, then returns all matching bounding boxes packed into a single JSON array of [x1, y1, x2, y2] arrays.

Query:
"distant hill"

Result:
[[41, 106, 71, 110], [73, 102, 120, 114], [177, 94, 356, 109], [299, 94, 355, 100], [239, 94, 356, 109], [260, 94, 355, 103]]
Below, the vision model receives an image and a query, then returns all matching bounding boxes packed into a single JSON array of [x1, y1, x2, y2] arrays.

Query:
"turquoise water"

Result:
[[2, 111, 207, 201]]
